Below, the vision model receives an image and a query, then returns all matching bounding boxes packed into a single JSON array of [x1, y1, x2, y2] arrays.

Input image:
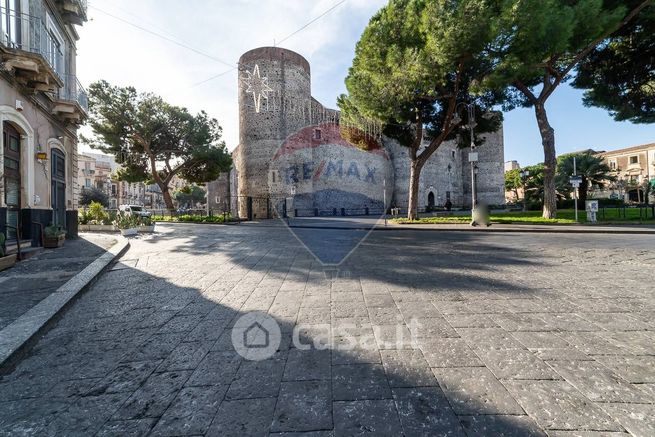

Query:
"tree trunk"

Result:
[[159, 182, 175, 210], [407, 158, 422, 220], [535, 104, 557, 219]]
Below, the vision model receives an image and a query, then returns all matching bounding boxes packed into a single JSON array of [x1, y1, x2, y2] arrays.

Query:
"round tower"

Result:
[[237, 47, 311, 219]]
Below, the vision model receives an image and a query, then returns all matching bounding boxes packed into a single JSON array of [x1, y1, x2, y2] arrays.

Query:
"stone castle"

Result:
[[208, 47, 505, 219]]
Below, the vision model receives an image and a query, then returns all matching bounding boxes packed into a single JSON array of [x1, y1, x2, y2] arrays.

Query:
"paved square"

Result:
[[1, 222, 654, 436]]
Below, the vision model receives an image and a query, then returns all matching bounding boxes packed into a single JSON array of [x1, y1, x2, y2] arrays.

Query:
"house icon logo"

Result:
[[244, 321, 270, 349], [232, 312, 281, 361]]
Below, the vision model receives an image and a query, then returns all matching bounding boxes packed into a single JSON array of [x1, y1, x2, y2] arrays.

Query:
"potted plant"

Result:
[[115, 213, 138, 236], [79, 201, 117, 232], [0, 232, 17, 271], [44, 225, 66, 248], [137, 216, 155, 233]]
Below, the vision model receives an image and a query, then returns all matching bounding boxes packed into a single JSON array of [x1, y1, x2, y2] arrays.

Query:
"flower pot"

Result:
[[0, 254, 17, 272], [120, 228, 138, 237], [137, 225, 155, 233], [44, 234, 66, 249], [80, 224, 117, 232]]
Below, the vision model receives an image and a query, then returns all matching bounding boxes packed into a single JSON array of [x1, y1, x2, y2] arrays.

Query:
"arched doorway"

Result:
[[427, 192, 435, 208], [51, 148, 66, 227], [3, 122, 21, 239]]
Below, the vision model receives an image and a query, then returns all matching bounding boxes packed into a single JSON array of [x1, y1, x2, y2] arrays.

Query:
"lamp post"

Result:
[[520, 169, 530, 212], [455, 102, 478, 219]]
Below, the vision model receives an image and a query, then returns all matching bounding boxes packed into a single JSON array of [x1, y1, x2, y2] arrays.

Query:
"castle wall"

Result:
[[213, 46, 507, 220], [237, 47, 312, 219]]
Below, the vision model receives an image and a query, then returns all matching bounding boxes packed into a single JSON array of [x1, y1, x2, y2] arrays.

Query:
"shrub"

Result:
[[44, 225, 65, 238], [78, 208, 91, 225], [114, 213, 139, 230], [87, 201, 109, 224]]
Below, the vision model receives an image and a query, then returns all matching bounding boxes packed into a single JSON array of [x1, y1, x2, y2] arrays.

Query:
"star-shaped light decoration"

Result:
[[241, 64, 273, 113]]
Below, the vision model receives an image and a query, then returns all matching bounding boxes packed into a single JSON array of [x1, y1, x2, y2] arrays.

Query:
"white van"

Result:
[[119, 205, 152, 218]]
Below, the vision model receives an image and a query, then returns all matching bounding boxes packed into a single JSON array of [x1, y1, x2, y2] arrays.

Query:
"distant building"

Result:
[[592, 143, 655, 203], [504, 160, 520, 172]]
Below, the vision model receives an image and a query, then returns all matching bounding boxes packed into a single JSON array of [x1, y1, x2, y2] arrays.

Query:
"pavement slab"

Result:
[[0, 223, 653, 435]]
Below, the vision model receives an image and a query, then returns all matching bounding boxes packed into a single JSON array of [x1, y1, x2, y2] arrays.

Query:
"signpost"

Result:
[[586, 200, 599, 223], [570, 156, 580, 222]]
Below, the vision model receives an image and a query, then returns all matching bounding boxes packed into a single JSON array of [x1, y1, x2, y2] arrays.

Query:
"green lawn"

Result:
[[392, 208, 655, 225], [152, 214, 231, 224]]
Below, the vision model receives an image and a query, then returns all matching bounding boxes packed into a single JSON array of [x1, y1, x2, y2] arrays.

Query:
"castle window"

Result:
[[313, 129, 322, 140], [629, 155, 639, 165], [609, 159, 617, 170], [451, 150, 456, 158]]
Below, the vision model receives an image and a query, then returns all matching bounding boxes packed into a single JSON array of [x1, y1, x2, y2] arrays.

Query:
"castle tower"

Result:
[[236, 47, 312, 219]]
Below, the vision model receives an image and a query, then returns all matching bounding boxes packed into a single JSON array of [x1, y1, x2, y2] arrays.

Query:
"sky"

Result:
[[76, 0, 653, 167]]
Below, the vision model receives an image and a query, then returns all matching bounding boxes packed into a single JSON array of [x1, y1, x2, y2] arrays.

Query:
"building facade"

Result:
[[1, 0, 87, 243], [592, 143, 655, 203], [209, 47, 505, 220], [77, 152, 189, 211]]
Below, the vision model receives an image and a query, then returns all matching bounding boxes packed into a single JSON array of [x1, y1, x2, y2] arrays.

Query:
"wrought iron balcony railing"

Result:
[[0, 7, 64, 78], [56, 74, 89, 112]]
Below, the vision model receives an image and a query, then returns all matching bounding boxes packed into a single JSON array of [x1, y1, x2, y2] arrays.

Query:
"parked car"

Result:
[[119, 205, 152, 218]]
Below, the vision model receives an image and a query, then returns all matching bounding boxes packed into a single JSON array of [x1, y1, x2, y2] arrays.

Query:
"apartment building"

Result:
[[593, 143, 655, 203], [77, 152, 185, 211], [1, 0, 87, 243]]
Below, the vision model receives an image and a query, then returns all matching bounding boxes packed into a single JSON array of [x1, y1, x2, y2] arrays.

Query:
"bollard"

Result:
[[365, 207, 369, 216], [314, 208, 319, 217], [341, 208, 346, 216], [333, 208, 337, 216]]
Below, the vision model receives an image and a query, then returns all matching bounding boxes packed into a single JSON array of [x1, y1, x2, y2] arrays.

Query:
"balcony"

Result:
[[0, 7, 64, 92], [54, 0, 87, 26], [52, 74, 88, 123]]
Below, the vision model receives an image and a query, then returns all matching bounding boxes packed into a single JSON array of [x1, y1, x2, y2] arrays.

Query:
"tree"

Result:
[[573, 4, 655, 123], [505, 168, 522, 203], [523, 164, 546, 206], [173, 185, 206, 208], [79, 186, 109, 207], [83, 81, 232, 210], [486, 0, 652, 219], [556, 152, 616, 204], [340, 0, 502, 220]]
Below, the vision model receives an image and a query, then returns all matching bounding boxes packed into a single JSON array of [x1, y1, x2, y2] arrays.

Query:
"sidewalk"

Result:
[[0, 233, 128, 369], [388, 222, 655, 234], [247, 216, 655, 234]]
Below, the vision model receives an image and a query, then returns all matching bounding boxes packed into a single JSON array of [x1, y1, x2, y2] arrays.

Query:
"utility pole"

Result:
[[467, 103, 478, 212], [574, 156, 578, 222]]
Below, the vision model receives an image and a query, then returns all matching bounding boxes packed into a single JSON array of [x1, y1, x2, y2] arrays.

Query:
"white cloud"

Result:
[[77, 0, 386, 152]]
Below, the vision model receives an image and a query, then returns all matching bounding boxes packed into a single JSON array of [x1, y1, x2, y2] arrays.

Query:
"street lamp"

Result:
[[454, 102, 478, 218], [520, 169, 530, 211]]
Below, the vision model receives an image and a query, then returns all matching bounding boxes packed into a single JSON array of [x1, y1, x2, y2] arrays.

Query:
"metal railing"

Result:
[[0, 7, 64, 79], [56, 74, 89, 111]]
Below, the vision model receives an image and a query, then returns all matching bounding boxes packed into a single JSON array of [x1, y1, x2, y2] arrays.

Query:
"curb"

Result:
[[285, 223, 655, 235], [0, 236, 130, 373]]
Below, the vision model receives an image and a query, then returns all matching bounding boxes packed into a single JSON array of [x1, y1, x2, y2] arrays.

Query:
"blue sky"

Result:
[[77, 0, 653, 166]]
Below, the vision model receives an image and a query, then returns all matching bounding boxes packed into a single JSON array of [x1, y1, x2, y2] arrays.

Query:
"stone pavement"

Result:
[[0, 233, 118, 331], [0, 223, 654, 436]]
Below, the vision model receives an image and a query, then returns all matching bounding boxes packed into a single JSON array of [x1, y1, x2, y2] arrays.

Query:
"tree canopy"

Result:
[[340, 0, 502, 219], [79, 186, 109, 207], [573, 3, 655, 123], [484, 0, 652, 218], [83, 80, 232, 210], [173, 185, 207, 208], [555, 151, 616, 204]]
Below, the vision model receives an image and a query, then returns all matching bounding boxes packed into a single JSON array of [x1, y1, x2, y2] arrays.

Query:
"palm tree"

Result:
[[556, 152, 616, 205]]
